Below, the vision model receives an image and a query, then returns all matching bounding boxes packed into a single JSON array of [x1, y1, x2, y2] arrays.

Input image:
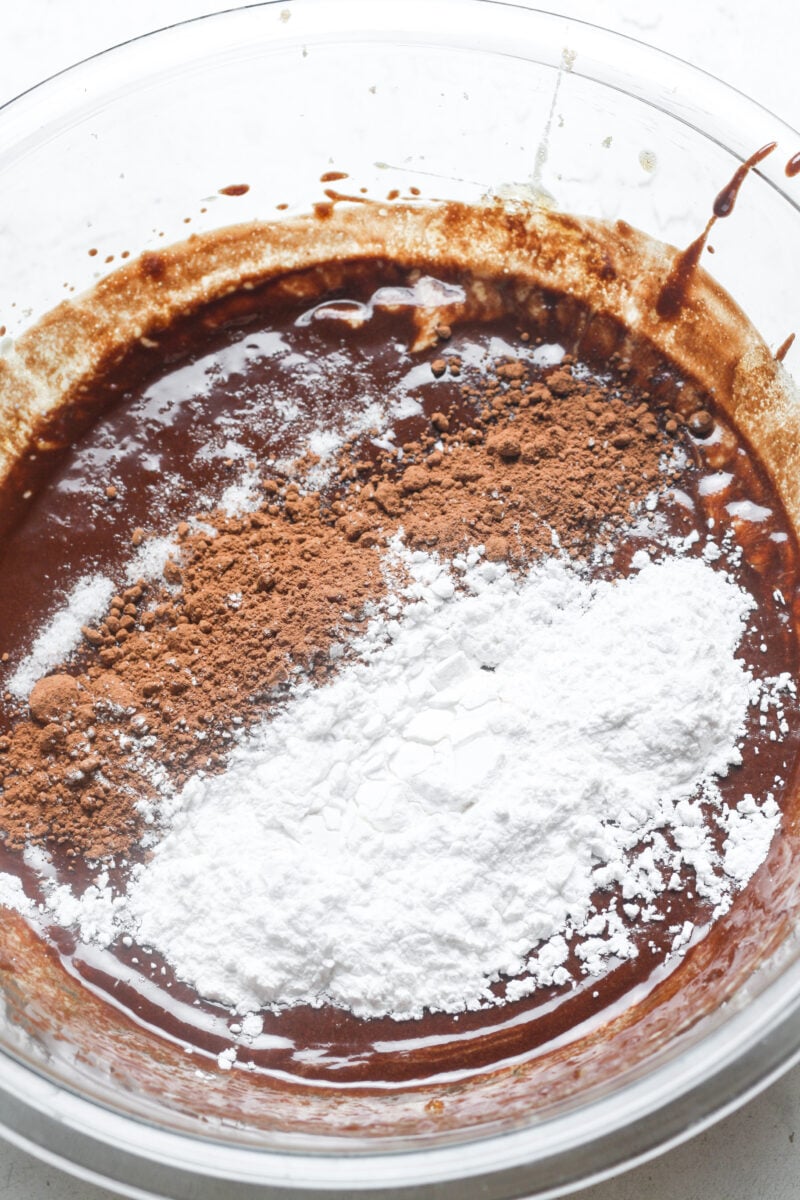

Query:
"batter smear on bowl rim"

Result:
[[0, 182, 798, 1098]]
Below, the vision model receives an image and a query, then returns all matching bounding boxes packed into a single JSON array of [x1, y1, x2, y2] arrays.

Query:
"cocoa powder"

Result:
[[0, 349, 684, 861]]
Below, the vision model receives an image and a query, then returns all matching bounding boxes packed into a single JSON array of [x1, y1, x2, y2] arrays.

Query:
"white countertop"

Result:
[[1, 2, 800, 1198]]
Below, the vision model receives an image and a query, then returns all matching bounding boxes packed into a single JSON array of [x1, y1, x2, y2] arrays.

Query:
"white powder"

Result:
[[8, 574, 114, 698], [271, 399, 389, 492], [0, 873, 33, 916], [125, 535, 181, 584], [218, 472, 261, 517], [37, 542, 777, 1022], [8, 535, 190, 698]]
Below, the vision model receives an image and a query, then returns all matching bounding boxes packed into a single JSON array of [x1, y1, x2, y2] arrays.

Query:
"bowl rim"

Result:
[[1, 1, 800, 1196]]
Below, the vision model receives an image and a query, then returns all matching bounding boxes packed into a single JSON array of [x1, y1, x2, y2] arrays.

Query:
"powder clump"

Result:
[[43, 545, 767, 1020]]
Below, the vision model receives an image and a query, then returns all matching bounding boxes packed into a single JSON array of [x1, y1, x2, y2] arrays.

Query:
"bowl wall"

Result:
[[1, 3, 800, 1197]]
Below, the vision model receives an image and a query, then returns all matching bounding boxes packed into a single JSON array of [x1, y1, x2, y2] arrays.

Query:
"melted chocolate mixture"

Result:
[[0, 262, 798, 1091], [657, 143, 777, 320]]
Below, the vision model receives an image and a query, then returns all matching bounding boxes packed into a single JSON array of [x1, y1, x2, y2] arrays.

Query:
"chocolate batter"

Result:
[[0, 200, 798, 1141], [0, 257, 797, 1091]]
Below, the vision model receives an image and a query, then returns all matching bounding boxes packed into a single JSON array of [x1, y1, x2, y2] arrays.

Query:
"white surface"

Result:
[[1, 1, 800, 1198]]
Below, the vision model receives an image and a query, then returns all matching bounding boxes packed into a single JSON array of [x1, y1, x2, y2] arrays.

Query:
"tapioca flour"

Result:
[[42, 541, 783, 1021]]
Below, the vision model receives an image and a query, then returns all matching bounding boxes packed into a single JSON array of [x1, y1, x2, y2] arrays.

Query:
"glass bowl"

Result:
[[1, 2, 800, 1197]]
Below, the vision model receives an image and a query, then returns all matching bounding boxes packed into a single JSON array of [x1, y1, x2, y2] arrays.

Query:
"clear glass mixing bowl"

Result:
[[1, 2, 800, 1197]]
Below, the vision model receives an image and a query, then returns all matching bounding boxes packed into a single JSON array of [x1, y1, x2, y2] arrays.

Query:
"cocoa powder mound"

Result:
[[0, 350, 685, 861], [387, 353, 679, 563]]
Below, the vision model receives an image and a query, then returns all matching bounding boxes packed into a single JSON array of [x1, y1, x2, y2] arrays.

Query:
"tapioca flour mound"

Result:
[[47, 542, 779, 1021]]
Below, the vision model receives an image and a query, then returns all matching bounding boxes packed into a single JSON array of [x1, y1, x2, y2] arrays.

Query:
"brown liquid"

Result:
[[0, 261, 797, 1090], [713, 142, 776, 217], [776, 332, 796, 361], [657, 143, 777, 319], [786, 152, 800, 178]]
